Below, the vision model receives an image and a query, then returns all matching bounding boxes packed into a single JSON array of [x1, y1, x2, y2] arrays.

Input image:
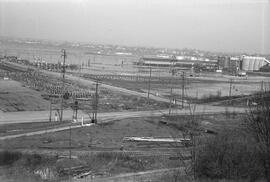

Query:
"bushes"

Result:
[[245, 94, 270, 181], [0, 150, 22, 166], [0, 151, 56, 170], [194, 94, 270, 181], [195, 131, 264, 181], [23, 154, 42, 168]]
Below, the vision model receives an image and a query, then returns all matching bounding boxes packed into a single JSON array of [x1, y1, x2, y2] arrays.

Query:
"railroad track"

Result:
[[122, 150, 191, 159], [0, 62, 28, 72]]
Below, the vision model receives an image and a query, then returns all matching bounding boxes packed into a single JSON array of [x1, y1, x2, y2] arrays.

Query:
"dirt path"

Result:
[[0, 124, 92, 140], [73, 167, 185, 182]]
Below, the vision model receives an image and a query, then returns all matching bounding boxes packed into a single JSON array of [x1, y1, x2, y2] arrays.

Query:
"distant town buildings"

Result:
[[0, 56, 79, 71], [138, 54, 270, 75]]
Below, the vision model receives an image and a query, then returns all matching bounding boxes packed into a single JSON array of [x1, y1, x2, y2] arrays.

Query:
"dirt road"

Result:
[[0, 124, 92, 140]]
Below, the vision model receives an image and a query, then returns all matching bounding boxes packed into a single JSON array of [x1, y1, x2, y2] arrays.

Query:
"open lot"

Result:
[[83, 73, 268, 103], [0, 67, 173, 114]]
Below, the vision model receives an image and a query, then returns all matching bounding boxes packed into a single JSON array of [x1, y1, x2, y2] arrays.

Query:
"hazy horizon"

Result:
[[0, 0, 269, 54]]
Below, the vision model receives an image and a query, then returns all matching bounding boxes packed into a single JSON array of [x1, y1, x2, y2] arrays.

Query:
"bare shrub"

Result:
[[195, 129, 264, 181], [244, 93, 270, 181]]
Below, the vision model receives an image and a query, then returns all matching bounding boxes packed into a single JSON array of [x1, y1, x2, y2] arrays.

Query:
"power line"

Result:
[[60, 49, 67, 122]]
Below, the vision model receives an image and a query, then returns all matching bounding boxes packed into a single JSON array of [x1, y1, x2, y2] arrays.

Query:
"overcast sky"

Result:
[[0, 0, 269, 54]]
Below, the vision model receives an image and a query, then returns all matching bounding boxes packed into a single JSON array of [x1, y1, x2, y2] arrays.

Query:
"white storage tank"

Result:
[[242, 57, 250, 71], [241, 56, 269, 71]]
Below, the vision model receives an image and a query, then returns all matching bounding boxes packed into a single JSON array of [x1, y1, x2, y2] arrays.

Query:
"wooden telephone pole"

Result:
[[60, 49, 66, 122], [169, 69, 174, 114], [92, 80, 99, 123], [182, 72, 185, 108], [229, 79, 233, 97], [147, 67, 152, 103]]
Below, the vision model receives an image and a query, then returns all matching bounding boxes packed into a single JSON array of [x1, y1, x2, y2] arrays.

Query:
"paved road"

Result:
[[0, 105, 245, 140], [0, 105, 246, 125], [0, 109, 84, 124]]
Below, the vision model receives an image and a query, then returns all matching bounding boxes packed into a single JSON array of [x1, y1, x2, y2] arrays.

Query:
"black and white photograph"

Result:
[[0, 0, 269, 181]]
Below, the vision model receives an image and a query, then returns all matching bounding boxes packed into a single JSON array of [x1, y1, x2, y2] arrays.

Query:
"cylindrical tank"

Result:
[[248, 58, 253, 71], [242, 58, 250, 71], [258, 59, 266, 69], [241, 56, 267, 71], [254, 60, 260, 71]]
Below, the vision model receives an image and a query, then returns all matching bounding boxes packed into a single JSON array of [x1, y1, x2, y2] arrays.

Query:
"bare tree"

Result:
[[167, 101, 201, 181]]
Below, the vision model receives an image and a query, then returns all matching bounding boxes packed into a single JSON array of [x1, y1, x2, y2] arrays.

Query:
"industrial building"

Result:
[[138, 55, 270, 74], [217, 56, 241, 74], [241, 56, 270, 71], [137, 56, 217, 71], [218, 55, 270, 73]]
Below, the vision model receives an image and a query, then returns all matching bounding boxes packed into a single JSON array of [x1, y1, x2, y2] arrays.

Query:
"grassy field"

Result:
[[0, 113, 244, 149], [0, 117, 180, 150], [0, 80, 49, 112], [0, 112, 245, 181], [0, 116, 186, 181]]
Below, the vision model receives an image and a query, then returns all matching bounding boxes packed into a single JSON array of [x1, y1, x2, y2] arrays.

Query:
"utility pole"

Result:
[[92, 80, 99, 123], [49, 98, 52, 122], [74, 100, 78, 121], [60, 49, 67, 122], [147, 67, 152, 102], [169, 68, 175, 114], [261, 80, 264, 92], [229, 79, 233, 97], [169, 86, 173, 115], [260, 80, 265, 99], [88, 57, 91, 68], [68, 121, 72, 182], [192, 132, 196, 179], [182, 72, 185, 109]]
